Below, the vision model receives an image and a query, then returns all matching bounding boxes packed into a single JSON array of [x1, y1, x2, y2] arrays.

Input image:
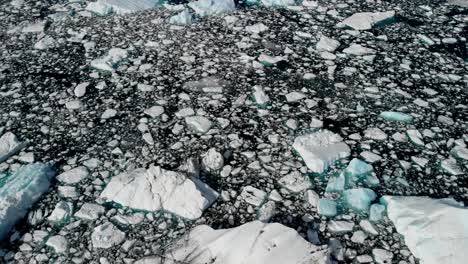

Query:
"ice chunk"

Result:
[[202, 148, 224, 172], [144, 106, 164, 118], [440, 158, 464, 175], [245, 23, 269, 34], [380, 111, 413, 123], [57, 166, 89, 184], [252, 85, 271, 107], [185, 116, 213, 134], [381, 196, 468, 264], [316, 36, 340, 52], [90, 48, 128, 72], [169, 9, 193, 26], [318, 198, 337, 217], [0, 163, 55, 240], [262, 0, 296, 6], [0, 132, 27, 163], [328, 220, 354, 233], [293, 130, 351, 173], [151, 221, 331, 264], [100, 165, 218, 220], [48, 201, 73, 225], [325, 172, 345, 193], [188, 0, 235, 17], [86, 0, 161, 15], [344, 158, 374, 187], [257, 201, 276, 222], [343, 188, 376, 213], [406, 129, 424, 147], [369, 204, 385, 222], [74, 203, 105, 221], [34, 36, 57, 50], [91, 222, 125, 249], [278, 171, 312, 193], [46, 235, 68, 254], [258, 54, 285, 66], [341, 11, 395, 30], [22, 21, 46, 33], [364, 127, 388, 141], [343, 44, 376, 56], [451, 146, 468, 161], [240, 186, 267, 206]]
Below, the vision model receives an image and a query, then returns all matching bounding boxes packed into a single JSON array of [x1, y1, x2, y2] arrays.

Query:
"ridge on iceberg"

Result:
[[381, 196, 468, 264], [0, 163, 55, 240], [100, 165, 218, 220], [136, 220, 332, 264]]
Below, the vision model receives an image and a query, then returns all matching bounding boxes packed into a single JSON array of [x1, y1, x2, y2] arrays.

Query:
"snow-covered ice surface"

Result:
[[0, 0, 467, 263], [382, 196, 468, 264]]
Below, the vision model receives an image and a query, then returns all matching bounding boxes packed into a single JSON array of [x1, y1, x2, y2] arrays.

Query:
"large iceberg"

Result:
[[381, 196, 468, 264], [293, 130, 350, 173], [0, 132, 27, 163], [138, 221, 332, 264], [0, 163, 55, 240], [86, 0, 162, 16], [188, 0, 235, 17], [100, 165, 218, 220]]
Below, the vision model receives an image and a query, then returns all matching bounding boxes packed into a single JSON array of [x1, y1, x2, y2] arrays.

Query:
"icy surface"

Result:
[[0, 132, 27, 163], [380, 111, 413, 123], [154, 221, 332, 264], [278, 171, 312, 193], [169, 9, 192, 26], [100, 165, 218, 220], [343, 188, 376, 213], [293, 130, 351, 173], [90, 48, 128, 72], [341, 11, 395, 30], [0, 163, 55, 240], [91, 222, 125, 249], [86, 0, 161, 15], [382, 196, 468, 264], [188, 0, 235, 17]]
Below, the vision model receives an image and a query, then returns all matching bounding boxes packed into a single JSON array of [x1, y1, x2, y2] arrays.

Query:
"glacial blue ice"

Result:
[[318, 198, 337, 217], [343, 188, 376, 213], [369, 204, 385, 222], [86, 0, 162, 15], [380, 111, 413, 123], [169, 9, 193, 26], [0, 163, 55, 240], [188, 0, 235, 17]]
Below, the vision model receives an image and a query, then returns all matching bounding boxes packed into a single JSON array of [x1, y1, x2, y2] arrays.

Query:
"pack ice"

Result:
[[137, 220, 332, 264], [293, 130, 350, 173], [99, 165, 218, 220], [382, 196, 468, 264], [0, 163, 55, 240]]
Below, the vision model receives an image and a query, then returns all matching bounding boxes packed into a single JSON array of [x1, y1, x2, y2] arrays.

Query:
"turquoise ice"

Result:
[[343, 188, 376, 213], [188, 0, 235, 17], [369, 204, 385, 222], [326, 172, 345, 193], [344, 158, 373, 187], [380, 111, 413, 123], [0, 163, 55, 240], [318, 198, 337, 217], [169, 10, 193, 26]]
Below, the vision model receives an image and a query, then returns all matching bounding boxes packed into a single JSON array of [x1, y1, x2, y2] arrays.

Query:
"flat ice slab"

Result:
[[0, 163, 55, 240], [140, 220, 331, 264], [100, 165, 218, 220], [382, 196, 468, 264], [293, 130, 350, 173]]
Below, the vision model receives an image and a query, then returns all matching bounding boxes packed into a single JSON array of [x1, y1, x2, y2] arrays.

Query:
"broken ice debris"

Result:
[[341, 11, 395, 30], [86, 0, 161, 16], [278, 171, 311, 193], [382, 196, 468, 264], [258, 54, 285, 66], [369, 204, 385, 222], [100, 165, 218, 220], [253, 85, 271, 107], [188, 0, 235, 17], [34, 36, 57, 50], [318, 198, 338, 217], [144, 221, 331, 264], [57, 166, 89, 184], [328, 220, 354, 233], [344, 158, 375, 187], [380, 111, 413, 123], [185, 115, 213, 134], [293, 130, 350, 173], [440, 158, 464, 176], [343, 188, 376, 213], [451, 146, 468, 161], [245, 23, 269, 34], [261, 0, 296, 7], [257, 201, 276, 222], [90, 48, 128, 72], [325, 172, 345, 193], [406, 129, 424, 147], [48, 201, 73, 225], [0, 163, 55, 240], [0, 132, 27, 163], [316, 36, 340, 52], [343, 44, 376, 56], [202, 148, 224, 172], [169, 9, 193, 26], [91, 222, 125, 249]]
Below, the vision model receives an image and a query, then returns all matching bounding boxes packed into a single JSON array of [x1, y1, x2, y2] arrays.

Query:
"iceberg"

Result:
[[86, 0, 162, 16], [0, 132, 27, 163], [262, 0, 296, 6], [0, 163, 55, 240], [293, 130, 350, 173], [381, 196, 468, 264], [141, 221, 332, 264], [100, 165, 218, 220], [188, 0, 235, 17]]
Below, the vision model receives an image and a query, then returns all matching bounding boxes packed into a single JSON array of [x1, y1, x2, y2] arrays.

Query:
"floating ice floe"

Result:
[[188, 0, 235, 17], [318, 198, 338, 217], [0, 132, 27, 163], [185, 115, 213, 134], [341, 11, 395, 30], [86, 0, 162, 16], [169, 9, 193, 26], [57, 166, 89, 184], [253, 85, 271, 107], [90, 48, 128, 72], [381, 196, 468, 264], [139, 221, 332, 264], [343, 188, 376, 213], [0, 163, 55, 240], [293, 130, 350, 173], [91, 222, 125, 249], [278, 171, 312, 193], [100, 165, 218, 220], [241, 186, 267, 206], [380, 111, 413, 123], [316, 36, 340, 52]]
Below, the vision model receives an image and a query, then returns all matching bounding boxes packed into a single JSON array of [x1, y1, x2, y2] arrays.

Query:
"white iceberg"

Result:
[[0, 163, 55, 240], [293, 130, 350, 173], [381, 196, 468, 264], [100, 165, 218, 220], [86, 0, 161, 16], [188, 0, 235, 17], [141, 220, 332, 264]]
